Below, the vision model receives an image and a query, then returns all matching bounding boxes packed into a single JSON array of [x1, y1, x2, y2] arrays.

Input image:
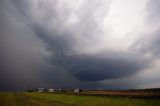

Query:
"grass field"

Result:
[[0, 92, 160, 106]]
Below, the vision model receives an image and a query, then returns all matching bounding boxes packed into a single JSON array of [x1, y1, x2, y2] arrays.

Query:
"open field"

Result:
[[0, 92, 160, 106], [79, 89, 160, 98]]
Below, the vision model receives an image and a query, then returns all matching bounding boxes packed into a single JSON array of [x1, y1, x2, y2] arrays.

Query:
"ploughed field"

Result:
[[0, 91, 160, 106]]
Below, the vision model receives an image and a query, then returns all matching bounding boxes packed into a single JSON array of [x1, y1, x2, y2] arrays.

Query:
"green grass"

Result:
[[0, 92, 160, 106]]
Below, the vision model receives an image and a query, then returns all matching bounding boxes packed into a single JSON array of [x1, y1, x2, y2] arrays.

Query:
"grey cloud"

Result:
[[34, 25, 149, 82], [30, 24, 149, 82], [1, 0, 159, 91], [13, 0, 149, 82], [0, 0, 79, 91], [26, 1, 149, 82], [65, 54, 147, 81], [132, 0, 160, 58], [144, 0, 160, 25]]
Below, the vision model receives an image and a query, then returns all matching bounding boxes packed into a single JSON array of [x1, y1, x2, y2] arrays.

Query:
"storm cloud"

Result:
[[0, 0, 160, 90]]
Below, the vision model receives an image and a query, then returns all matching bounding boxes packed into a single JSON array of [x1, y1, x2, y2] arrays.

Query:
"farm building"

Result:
[[48, 89, 54, 92], [74, 89, 82, 93], [37, 88, 44, 92], [57, 88, 65, 92]]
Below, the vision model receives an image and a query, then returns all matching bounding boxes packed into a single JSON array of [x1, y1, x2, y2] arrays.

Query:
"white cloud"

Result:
[[107, 0, 147, 37]]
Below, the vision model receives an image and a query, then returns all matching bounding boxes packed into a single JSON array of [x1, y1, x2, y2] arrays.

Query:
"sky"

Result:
[[0, 0, 160, 91]]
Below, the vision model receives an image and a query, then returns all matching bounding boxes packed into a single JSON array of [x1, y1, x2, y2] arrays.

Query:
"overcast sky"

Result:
[[1, 0, 160, 91]]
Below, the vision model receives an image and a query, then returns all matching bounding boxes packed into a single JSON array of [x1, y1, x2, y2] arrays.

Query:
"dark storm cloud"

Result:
[[1, 0, 160, 90], [64, 54, 147, 81], [25, 0, 149, 82], [33, 25, 149, 82], [31, 18, 149, 82]]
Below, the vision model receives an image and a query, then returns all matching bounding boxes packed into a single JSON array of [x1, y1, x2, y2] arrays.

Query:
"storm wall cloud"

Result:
[[0, 0, 160, 90]]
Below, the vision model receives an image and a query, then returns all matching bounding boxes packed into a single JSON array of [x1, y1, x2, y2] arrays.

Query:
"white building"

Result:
[[48, 89, 54, 92], [37, 88, 44, 92], [74, 89, 81, 93]]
